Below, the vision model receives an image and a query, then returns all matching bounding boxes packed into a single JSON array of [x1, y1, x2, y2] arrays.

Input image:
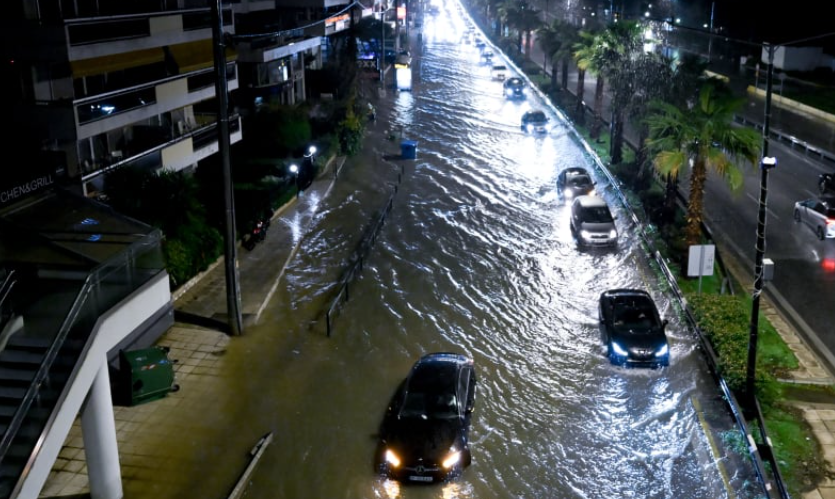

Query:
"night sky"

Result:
[[716, 0, 835, 48]]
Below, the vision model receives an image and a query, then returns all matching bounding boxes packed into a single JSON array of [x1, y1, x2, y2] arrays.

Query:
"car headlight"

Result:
[[588, 189, 596, 197], [609, 229, 617, 238], [385, 449, 401, 468], [526, 124, 534, 132], [580, 230, 592, 240], [611, 341, 628, 356], [505, 89, 513, 95], [655, 344, 669, 357], [442, 451, 461, 469], [564, 190, 574, 200]]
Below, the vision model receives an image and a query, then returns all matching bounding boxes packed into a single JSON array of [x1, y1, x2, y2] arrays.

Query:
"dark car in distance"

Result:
[[556, 167, 595, 201], [520, 109, 551, 134], [598, 289, 669, 368], [376, 352, 477, 484], [503, 77, 526, 99]]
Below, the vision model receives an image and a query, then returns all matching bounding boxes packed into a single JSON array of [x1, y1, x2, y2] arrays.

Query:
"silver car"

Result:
[[570, 195, 618, 247], [794, 197, 835, 240]]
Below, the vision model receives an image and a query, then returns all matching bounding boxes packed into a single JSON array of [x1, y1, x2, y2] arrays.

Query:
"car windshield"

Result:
[[400, 392, 459, 420], [582, 206, 613, 223], [525, 112, 546, 122], [568, 175, 592, 188], [613, 306, 656, 331]]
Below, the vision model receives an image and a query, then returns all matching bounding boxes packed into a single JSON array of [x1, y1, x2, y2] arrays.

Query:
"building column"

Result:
[[81, 357, 123, 499]]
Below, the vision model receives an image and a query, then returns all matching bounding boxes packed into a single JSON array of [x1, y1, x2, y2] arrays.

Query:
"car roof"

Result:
[[406, 353, 471, 392]]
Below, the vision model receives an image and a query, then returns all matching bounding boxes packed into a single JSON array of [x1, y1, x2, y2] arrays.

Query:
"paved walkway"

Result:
[[38, 28, 835, 499]]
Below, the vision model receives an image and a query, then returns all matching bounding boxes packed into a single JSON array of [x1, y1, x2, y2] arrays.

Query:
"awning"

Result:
[[168, 39, 237, 74], [70, 47, 165, 78]]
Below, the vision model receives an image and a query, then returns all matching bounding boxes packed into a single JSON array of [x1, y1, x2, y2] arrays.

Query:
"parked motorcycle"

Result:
[[820, 173, 835, 195], [242, 219, 269, 251]]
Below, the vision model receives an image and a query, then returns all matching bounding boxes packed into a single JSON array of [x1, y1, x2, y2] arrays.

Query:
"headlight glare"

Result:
[[656, 344, 669, 357], [611, 342, 628, 356], [580, 230, 592, 240], [442, 451, 461, 469], [385, 449, 401, 467], [609, 229, 618, 238]]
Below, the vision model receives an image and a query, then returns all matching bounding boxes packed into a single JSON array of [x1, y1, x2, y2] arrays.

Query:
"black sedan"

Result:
[[556, 167, 595, 201], [376, 352, 477, 484], [520, 109, 551, 134], [503, 77, 526, 99], [598, 289, 669, 368]]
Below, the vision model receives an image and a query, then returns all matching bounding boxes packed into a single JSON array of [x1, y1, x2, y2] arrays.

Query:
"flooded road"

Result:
[[222, 4, 762, 498]]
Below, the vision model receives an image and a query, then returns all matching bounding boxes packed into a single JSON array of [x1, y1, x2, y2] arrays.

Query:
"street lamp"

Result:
[[289, 163, 299, 195]]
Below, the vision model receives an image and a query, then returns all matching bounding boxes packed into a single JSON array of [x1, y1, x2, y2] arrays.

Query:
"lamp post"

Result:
[[289, 163, 299, 195], [211, 0, 243, 336], [379, 3, 390, 84]]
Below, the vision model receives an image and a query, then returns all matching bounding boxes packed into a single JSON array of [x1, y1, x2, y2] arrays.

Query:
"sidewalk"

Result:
[[39, 92, 397, 497]]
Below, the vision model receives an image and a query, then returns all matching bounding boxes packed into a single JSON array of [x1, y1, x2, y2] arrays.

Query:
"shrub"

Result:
[[686, 293, 774, 395]]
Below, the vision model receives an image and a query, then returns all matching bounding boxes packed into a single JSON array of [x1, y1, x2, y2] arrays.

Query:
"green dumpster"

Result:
[[119, 346, 179, 406]]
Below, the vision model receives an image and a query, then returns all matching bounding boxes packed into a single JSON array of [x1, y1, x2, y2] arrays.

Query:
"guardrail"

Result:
[[733, 114, 835, 167], [325, 164, 406, 337]]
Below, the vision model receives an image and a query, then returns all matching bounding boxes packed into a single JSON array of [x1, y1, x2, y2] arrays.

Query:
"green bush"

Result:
[[686, 293, 775, 395]]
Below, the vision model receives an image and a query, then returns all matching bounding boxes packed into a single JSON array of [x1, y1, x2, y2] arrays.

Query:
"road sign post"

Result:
[[687, 244, 715, 294]]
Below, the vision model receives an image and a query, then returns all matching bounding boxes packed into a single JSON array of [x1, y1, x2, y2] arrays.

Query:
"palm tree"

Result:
[[504, 1, 541, 55], [588, 21, 645, 158], [537, 19, 576, 91], [644, 81, 761, 245], [574, 29, 606, 139], [571, 27, 599, 125]]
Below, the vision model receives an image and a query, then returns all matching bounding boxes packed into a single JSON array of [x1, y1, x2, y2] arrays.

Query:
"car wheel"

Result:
[[817, 226, 826, 240], [793, 210, 801, 223]]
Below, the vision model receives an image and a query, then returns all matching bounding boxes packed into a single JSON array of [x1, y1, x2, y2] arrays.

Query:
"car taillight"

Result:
[[827, 218, 835, 226]]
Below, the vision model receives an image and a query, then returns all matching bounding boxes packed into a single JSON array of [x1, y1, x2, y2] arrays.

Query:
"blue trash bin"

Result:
[[401, 140, 418, 159]]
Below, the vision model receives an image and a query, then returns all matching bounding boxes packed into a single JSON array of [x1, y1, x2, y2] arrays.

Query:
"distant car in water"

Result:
[[503, 77, 525, 99], [491, 64, 507, 80], [598, 288, 670, 368], [480, 49, 494, 64], [520, 109, 551, 134], [557, 167, 595, 201], [375, 352, 477, 484], [793, 197, 835, 240]]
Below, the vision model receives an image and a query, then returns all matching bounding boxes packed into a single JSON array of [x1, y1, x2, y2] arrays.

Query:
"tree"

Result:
[[571, 27, 599, 125], [504, 1, 541, 55], [644, 81, 761, 245], [574, 29, 605, 139], [537, 19, 575, 90]]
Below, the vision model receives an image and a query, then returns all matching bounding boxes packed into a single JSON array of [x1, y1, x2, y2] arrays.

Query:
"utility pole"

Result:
[[211, 0, 244, 336], [746, 43, 775, 399]]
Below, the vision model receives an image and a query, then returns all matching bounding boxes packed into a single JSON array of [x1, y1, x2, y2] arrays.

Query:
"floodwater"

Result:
[[219, 4, 762, 499]]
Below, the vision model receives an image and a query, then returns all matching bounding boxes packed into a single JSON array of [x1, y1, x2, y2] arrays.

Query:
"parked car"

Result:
[[598, 289, 670, 368], [491, 64, 508, 80], [375, 352, 477, 484], [503, 77, 526, 99], [793, 197, 835, 240], [520, 109, 551, 134], [556, 167, 595, 201], [570, 195, 617, 248]]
